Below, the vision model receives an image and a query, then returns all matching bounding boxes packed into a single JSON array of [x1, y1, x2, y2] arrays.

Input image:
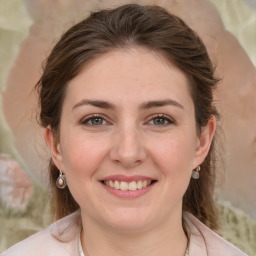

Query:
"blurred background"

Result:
[[0, 0, 255, 254]]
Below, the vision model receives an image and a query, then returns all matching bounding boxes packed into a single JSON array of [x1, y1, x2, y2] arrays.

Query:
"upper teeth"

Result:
[[104, 180, 152, 191]]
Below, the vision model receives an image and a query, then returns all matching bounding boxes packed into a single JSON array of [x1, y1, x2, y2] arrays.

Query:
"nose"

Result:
[[110, 124, 147, 168]]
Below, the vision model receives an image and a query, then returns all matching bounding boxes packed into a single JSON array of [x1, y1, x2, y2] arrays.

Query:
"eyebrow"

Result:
[[72, 99, 184, 111], [72, 100, 116, 111], [139, 99, 184, 110]]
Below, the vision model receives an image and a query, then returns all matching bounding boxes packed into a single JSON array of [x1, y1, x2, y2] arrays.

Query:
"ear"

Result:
[[193, 115, 216, 168], [44, 126, 64, 171]]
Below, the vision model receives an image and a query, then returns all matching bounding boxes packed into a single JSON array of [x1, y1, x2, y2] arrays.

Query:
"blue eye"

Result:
[[81, 115, 107, 126], [149, 115, 173, 126]]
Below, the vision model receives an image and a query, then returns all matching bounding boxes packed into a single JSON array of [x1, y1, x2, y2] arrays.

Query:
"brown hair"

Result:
[[37, 4, 219, 229]]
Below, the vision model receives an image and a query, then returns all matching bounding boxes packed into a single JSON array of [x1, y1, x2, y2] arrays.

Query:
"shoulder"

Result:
[[184, 212, 248, 256], [1, 211, 81, 256]]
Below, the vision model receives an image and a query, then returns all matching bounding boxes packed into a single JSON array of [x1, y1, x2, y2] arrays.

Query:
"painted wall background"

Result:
[[0, 0, 255, 254]]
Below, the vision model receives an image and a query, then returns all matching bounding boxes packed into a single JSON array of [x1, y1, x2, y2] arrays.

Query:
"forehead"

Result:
[[65, 47, 192, 106]]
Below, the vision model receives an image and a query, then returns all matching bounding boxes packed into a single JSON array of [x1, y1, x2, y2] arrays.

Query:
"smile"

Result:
[[103, 180, 152, 191], [100, 175, 157, 198]]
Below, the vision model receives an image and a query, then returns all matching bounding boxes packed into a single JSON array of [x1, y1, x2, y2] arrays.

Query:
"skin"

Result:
[[45, 47, 215, 256]]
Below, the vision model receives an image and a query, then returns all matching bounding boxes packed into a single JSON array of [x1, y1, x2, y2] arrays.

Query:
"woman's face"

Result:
[[46, 47, 215, 232]]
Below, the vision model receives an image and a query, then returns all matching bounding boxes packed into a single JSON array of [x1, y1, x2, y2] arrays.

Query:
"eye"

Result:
[[148, 114, 174, 126], [81, 114, 108, 126]]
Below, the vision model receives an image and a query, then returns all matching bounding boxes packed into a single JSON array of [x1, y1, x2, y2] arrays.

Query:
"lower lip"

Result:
[[101, 182, 156, 199]]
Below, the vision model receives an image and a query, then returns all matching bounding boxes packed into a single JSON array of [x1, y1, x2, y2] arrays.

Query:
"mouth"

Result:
[[101, 179, 157, 191], [99, 175, 157, 198]]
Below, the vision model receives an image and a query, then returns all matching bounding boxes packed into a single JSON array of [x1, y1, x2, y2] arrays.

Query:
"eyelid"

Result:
[[80, 114, 111, 125], [146, 114, 175, 125], [80, 113, 175, 126]]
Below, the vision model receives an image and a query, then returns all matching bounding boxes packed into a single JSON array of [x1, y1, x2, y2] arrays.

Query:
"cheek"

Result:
[[148, 132, 196, 202], [60, 133, 110, 178], [150, 134, 196, 174], [59, 134, 111, 207]]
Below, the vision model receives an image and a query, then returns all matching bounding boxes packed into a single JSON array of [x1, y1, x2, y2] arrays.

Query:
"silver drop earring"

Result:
[[192, 166, 200, 179], [56, 170, 67, 189]]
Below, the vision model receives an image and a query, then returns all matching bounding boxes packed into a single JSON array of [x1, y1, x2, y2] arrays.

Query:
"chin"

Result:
[[100, 209, 154, 233]]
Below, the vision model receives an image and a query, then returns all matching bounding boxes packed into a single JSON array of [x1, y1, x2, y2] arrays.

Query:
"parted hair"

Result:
[[36, 4, 220, 230]]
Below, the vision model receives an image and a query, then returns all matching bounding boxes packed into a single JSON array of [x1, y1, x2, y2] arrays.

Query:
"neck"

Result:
[[80, 211, 188, 256]]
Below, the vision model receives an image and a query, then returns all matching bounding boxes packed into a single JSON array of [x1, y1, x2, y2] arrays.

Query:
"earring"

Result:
[[56, 170, 67, 189], [192, 166, 200, 179]]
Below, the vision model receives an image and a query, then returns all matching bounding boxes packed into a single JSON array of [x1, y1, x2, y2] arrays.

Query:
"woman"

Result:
[[1, 4, 247, 256]]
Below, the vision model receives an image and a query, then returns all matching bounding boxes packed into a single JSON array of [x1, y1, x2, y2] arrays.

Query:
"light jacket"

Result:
[[1, 211, 247, 256]]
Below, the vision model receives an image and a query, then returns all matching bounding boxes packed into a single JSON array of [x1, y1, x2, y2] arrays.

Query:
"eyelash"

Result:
[[147, 114, 174, 126], [80, 114, 108, 126], [80, 114, 174, 127]]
